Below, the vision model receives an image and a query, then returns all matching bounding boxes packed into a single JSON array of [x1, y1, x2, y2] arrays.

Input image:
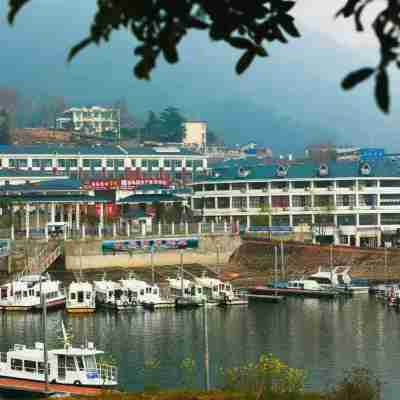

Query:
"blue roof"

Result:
[[194, 160, 400, 182], [0, 144, 203, 157], [118, 194, 181, 204], [0, 179, 83, 193]]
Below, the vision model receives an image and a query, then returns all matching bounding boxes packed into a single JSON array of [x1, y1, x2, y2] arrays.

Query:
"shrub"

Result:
[[327, 368, 381, 400], [220, 354, 306, 400]]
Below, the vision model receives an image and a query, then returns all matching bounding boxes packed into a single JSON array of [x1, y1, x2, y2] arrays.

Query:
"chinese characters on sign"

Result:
[[86, 178, 171, 190]]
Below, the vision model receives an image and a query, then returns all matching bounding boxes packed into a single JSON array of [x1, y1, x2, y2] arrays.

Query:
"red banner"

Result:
[[86, 178, 171, 190]]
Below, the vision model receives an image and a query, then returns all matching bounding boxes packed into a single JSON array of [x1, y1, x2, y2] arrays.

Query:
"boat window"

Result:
[[309, 277, 331, 285], [11, 358, 23, 371], [29, 289, 34, 296], [70, 293, 76, 300], [300, 283, 304, 289], [66, 356, 76, 371], [146, 288, 151, 294], [1, 287, 7, 299], [24, 360, 36, 373], [84, 355, 96, 370], [153, 289, 158, 295], [0, 353, 7, 363], [115, 289, 122, 300], [108, 291, 113, 298], [213, 286, 218, 292], [76, 356, 84, 371], [38, 362, 45, 374], [23, 291, 28, 297], [198, 287, 202, 294], [191, 287, 196, 296], [140, 289, 144, 295], [86, 292, 91, 299], [133, 291, 138, 298], [15, 291, 21, 298], [36, 291, 40, 297], [184, 288, 190, 295]]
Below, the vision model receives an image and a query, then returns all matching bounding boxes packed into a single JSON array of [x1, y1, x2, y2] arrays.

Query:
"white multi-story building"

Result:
[[56, 106, 120, 136], [0, 144, 207, 179], [182, 121, 207, 149], [191, 160, 400, 248]]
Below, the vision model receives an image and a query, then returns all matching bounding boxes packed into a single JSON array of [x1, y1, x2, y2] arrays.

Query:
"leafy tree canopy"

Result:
[[6, 0, 398, 112]]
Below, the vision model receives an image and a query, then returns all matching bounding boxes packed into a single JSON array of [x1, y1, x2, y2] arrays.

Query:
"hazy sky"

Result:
[[294, 0, 380, 49]]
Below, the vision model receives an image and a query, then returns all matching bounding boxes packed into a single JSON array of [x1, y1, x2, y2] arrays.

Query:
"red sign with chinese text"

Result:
[[86, 178, 171, 191]]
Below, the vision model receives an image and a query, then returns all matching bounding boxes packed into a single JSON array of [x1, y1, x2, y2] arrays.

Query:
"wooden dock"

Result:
[[0, 377, 110, 396]]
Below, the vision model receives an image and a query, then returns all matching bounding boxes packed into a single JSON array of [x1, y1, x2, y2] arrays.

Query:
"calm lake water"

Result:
[[0, 296, 399, 399]]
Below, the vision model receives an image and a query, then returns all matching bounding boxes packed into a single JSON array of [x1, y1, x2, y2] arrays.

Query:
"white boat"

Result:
[[66, 282, 96, 313], [195, 272, 247, 306], [0, 274, 66, 311], [308, 266, 351, 288], [0, 336, 117, 388], [119, 277, 175, 310], [93, 279, 134, 311], [287, 279, 324, 291], [166, 275, 207, 307]]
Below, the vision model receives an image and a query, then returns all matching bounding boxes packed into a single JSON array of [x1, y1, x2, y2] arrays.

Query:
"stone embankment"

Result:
[[224, 239, 400, 286], [64, 234, 241, 271]]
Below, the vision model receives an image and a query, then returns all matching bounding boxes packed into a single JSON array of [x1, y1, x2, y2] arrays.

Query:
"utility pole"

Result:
[[280, 240, 285, 280], [40, 275, 49, 393], [151, 246, 155, 285], [203, 298, 210, 390], [180, 249, 184, 296]]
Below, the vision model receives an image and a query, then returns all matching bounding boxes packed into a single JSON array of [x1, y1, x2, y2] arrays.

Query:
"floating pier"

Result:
[[0, 377, 109, 396]]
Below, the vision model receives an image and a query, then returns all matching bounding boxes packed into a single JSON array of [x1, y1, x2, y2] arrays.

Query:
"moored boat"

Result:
[[66, 282, 96, 313], [0, 274, 66, 311], [93, 279, 135, 311]]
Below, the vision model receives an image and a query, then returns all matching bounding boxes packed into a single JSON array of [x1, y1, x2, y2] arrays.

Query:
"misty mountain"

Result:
[[1, 0, 400, 153]]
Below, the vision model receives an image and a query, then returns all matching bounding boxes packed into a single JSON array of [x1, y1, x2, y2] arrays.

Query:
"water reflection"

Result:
[[0, 297, 399, 399]]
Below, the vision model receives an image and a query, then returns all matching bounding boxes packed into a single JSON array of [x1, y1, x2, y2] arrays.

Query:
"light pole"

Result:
[[39, 274, 49, 393], [203, 298, 210, 390]]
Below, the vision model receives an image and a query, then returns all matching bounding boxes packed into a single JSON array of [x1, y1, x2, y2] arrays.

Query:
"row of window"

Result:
[[10, 358, 47, 374], [193, 195, 386, 209], [194, 180, 400, 192], [6, 159, 204, 169]]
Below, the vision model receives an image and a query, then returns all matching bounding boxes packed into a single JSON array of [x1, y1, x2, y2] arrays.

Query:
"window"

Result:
[[249, 196, 267, 208], [9, 159, 28, 168], [194, 160, 203, 169], [150, 160, 159, 168], [292, 195, 311, 208], [271, 181, 289, 190], [337, 180, 355, 188], [293, 181, 309, 189], [216, 183, 229, 191], [359, 214, 378, 225], [66, 356, 76, 371], [116, 159, 124, 168], [33, 159, 52, 168], [337, 215, 356, 226], [381, 194, 400, 206], [204, 197, 216, 209], [164, 160, 171, 168], [85, 355, 96, 370], [381, 214, 400, 225], [186, 160, 193, 168], [380, 180, 400, 188], [193, 185, 203, 192], [106, 160, 114, 168], [271, 215, 290, 226], [204, 184, 215, 191], [249, 182, 267, 190], [314, 180, 332, 188], [24, 360, 36, 373], [86, 292, 91, 299], [38, 362, 45, 374], [76, 356, 84, 371], [293, 215, 312, 226], [314, 214, 335, 225], [173, 160, 182, 169], [70, 293, 76, 300], [131, 159, 136, 167], [141, 159, 148, 168], [58, 159, 78, 169], [11, 358, 23, 371], [271, 196, 289, 208], [232, 197, 247, 209], [232, 183, 246, 191], [217, 197, 230, 209], [314, 195, 334, 208], [83, 159, 90, 168], [0, 353, 6, 363], [193, 198, 203, 209], [336, 195, 356, 207]]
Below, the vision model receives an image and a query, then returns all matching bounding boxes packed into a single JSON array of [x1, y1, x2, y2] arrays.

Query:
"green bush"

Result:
[[327, 368, 381, 400], [220, 354, 306, 400]]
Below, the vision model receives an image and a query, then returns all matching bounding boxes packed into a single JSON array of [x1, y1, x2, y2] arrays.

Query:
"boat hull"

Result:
[[248, 287, 338, 299], [142, 301, 175, 310], [1, 298, 66, 312]]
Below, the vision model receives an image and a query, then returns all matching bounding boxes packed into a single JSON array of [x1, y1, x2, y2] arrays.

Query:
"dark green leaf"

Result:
[[278, 15, 300, 38], [254, 46, 268, 57], [68, 37, 93, 61], [162, 44, 179, 64], [341, 68, 375, 90], [375, 69, 390, 113], [236, 50, 256, 75], [7, 0, 30, 24], [228, 37, 254, 50]]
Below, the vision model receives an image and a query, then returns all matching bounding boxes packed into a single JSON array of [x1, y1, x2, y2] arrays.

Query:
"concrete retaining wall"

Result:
[[64, 234, 241, 270]]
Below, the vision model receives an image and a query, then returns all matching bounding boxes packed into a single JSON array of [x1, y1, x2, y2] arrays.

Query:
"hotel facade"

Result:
[[191, 160, 400, 247]]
